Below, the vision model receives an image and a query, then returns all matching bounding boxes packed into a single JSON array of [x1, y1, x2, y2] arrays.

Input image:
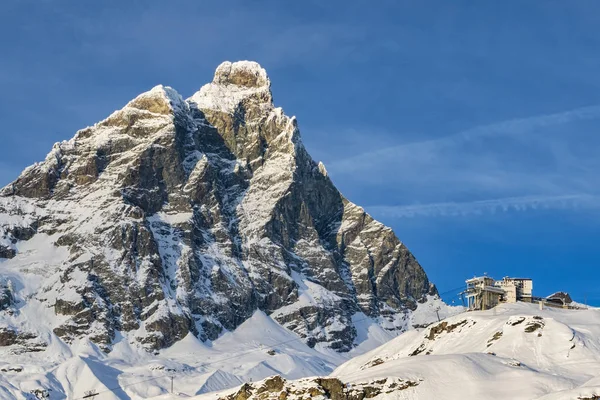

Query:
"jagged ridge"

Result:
[[0, 61, 435, 353]]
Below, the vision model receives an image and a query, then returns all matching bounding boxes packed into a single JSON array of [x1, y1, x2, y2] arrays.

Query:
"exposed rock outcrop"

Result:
[[221, 375, 420, 400], [0, 280, 14, 311], [0, 327, 47, 353]]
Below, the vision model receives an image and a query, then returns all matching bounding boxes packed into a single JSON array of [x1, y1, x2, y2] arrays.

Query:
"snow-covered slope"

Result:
[[0, 302, 458, 399], [187, 303, 600, 400]]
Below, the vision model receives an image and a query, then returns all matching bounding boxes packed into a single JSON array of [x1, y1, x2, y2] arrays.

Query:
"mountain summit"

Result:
[[0, 61, 435, 353]]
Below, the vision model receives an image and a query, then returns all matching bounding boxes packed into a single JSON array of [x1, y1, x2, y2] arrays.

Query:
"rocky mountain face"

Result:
[[0, 61, 435, 353]]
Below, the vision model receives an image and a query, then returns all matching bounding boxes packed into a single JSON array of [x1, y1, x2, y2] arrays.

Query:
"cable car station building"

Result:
[[465, 276, 533, 311]]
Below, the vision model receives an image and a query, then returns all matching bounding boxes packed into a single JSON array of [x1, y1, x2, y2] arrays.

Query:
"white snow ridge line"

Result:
[[188, 303, 600, 400]]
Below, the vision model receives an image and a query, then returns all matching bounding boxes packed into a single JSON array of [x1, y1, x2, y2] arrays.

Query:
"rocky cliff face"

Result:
[[0, 61, 435, 352]]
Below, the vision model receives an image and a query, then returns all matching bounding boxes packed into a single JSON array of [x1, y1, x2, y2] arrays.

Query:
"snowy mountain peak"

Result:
[[213, 61, 270, 88], [120, 84, 188, 116], [0, 61, 435, 362], [190, 61, 273, 114]]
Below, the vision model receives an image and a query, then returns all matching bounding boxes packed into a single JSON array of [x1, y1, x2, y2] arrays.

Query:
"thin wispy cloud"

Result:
[[328, 103, 600, 174], [368, 194, 600, 219], [324, 104, 600, 217]]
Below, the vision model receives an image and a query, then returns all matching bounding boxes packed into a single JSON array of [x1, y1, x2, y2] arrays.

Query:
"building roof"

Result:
[[502, 277, 532, 281], [466, 276, 493, 283]]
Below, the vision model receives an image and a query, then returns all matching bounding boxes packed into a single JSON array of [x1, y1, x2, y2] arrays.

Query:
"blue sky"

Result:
[[1, 1, 599, 305]]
